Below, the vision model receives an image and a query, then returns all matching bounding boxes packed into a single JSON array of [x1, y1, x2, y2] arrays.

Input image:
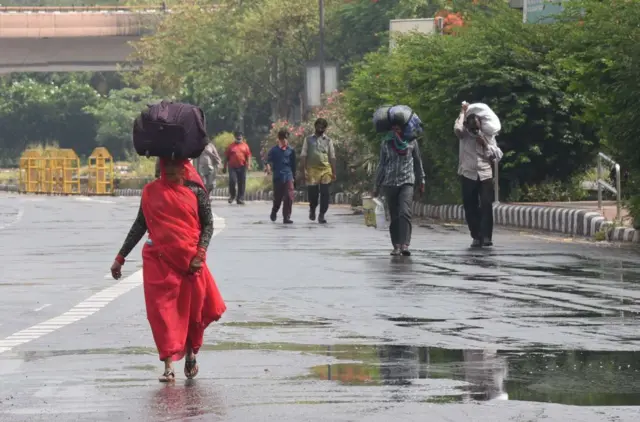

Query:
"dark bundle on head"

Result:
[[277, 128, 289, 140]]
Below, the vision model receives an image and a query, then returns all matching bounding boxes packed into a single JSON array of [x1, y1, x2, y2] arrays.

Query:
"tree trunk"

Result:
[[237, 95, 247, 133]]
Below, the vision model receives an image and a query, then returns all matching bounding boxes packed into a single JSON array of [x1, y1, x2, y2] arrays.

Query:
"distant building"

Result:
[[389, 18, 436, 50]]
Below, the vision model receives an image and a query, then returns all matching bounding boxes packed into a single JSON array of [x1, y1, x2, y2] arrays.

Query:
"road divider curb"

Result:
[[411, 202, 638, 244]]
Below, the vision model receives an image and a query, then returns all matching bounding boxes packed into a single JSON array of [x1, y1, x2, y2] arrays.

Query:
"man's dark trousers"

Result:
[[461, 176, 494, 241], [308, 183, 330, 215], [229, 166, 247, 201], [273, 180, 294, 220]]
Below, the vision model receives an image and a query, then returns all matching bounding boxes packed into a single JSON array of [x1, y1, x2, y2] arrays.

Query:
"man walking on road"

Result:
[[300, 118, 336, 224], [197, 140, 221, 195], [223, 131, 251, 205], [373, 124, 426, 256], [265, 128, 296, 224], [454, 103, 503, 248]]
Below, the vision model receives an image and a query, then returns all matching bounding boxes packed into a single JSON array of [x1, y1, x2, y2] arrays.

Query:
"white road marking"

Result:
[[33, 304, 50, 312], [0, 213, 225, 355], [0, 205, 24, 230], [74, 197, 115, 205]]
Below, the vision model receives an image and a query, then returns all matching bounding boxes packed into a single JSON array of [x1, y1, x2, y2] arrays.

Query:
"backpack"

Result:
[[133, 100, 208, 159], [373, 105, 424, 140]]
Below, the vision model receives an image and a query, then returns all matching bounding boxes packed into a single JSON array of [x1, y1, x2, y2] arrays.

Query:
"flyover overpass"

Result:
[[0, 6, 166, 73]]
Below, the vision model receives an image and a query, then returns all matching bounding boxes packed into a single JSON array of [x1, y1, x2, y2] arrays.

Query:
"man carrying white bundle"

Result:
[[454, 102, 503, 248]]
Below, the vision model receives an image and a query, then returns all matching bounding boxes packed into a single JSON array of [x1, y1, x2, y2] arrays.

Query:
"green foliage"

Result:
[[130, 0, 335, 125], [83, 86, 156, 159], [514, 177, 588, 203], [556, 0, 640, 221], [627, 196, 640, 230], [0, 77, 99, 164], [213, 132, 236, 154], [124, 155, 157, 179], [347, 2, 599, 203]]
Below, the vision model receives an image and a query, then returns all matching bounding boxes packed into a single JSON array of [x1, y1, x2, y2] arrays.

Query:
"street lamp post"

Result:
[[319, 0, 325, 98]]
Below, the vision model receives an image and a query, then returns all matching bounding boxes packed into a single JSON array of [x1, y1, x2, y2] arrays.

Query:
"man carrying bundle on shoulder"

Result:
[[454, 101, 503, 248]]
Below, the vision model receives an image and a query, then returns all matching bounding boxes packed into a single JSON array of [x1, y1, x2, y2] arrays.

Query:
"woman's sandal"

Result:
[[159, 369, 175, 383], [184, 357, 199, 380]]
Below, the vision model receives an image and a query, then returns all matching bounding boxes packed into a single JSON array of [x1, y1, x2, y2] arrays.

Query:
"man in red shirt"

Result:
[[223, 131, 252, 204]]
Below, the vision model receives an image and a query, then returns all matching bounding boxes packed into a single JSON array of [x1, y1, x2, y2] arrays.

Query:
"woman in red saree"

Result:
[[110, 158, 226, 382]]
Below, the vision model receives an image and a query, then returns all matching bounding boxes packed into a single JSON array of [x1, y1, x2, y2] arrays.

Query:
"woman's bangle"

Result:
[[115, 254, 125, 265], [196, 247, 206, 261]]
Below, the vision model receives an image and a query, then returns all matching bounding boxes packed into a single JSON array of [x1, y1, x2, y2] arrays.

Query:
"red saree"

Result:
[[141, 159, 226, 361]]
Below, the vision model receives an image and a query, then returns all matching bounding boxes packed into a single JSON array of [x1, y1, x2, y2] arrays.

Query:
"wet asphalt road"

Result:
[[0, 193, 640, 421]]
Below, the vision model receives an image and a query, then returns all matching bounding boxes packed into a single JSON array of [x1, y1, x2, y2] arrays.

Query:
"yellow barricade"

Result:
[[43, 149, 62, 194], [18, 149, 45, 193], [88, 147, 114, 195], [60, 149, 81, 194], [42, 148, 81, 194]]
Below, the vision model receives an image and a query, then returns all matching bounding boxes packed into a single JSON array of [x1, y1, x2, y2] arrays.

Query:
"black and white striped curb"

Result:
[[113, 187, 359, 205], [412, 203, 638, 243], [607, 226, 640, 243]]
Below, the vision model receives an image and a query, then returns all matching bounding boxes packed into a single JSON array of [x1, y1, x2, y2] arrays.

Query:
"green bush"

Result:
[[213, 132, 235, 153], [515, 178, 588, 203]]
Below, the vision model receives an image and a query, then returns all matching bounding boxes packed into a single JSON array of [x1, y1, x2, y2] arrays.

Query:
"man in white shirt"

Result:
[[454, 103, 503, 248]]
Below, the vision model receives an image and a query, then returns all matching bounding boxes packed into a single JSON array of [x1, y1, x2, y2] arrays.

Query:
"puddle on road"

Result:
[[221, 318, 332, 328], [300, 344, 640, 406]]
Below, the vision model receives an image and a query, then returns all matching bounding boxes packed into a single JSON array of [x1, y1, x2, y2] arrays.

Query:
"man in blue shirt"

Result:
[[266, 128, 296, 224]]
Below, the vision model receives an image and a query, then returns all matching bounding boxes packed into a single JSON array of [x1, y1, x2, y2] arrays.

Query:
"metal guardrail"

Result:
[[0, 5, 168, 12], [597, 152, 622, 221], [494, 159, 499, 204]]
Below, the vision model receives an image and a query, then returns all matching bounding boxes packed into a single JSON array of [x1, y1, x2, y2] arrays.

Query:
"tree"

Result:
[[555, 0, 640, 224], [130, 1, 336, 125], [83, 86, 156, 159], [346, 2, 598, 203], [0, 78, 99, 163]]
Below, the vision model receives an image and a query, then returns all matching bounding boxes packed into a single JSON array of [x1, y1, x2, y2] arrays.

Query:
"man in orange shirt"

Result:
[[223, 131, 252, 205]]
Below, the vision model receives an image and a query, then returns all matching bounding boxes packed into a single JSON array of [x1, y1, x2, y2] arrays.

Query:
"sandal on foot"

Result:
[[184, 358, 199, 379], [159, 369, 175, 383]]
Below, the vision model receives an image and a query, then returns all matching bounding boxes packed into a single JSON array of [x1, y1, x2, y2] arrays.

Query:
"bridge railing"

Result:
[[596, 152, 622, 222], [0, 5, 168, 13]]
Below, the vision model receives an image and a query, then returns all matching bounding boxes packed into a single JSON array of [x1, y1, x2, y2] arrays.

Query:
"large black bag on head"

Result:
[[133, 100, 208, 159], [373, 105, 423, 140]]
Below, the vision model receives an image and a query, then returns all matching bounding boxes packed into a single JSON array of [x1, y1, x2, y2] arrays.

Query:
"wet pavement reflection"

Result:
[[307, 344, 640, 406], [150, 381, 227, 421], [1, 195, 640, 421]]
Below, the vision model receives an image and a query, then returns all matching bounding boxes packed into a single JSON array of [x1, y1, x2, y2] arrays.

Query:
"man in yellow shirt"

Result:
[[300, 118, 336, 224]]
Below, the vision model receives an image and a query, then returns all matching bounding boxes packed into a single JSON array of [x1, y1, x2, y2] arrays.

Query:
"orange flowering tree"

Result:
[[261, 91, 376, 196], [435, 9, 465, 35]]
